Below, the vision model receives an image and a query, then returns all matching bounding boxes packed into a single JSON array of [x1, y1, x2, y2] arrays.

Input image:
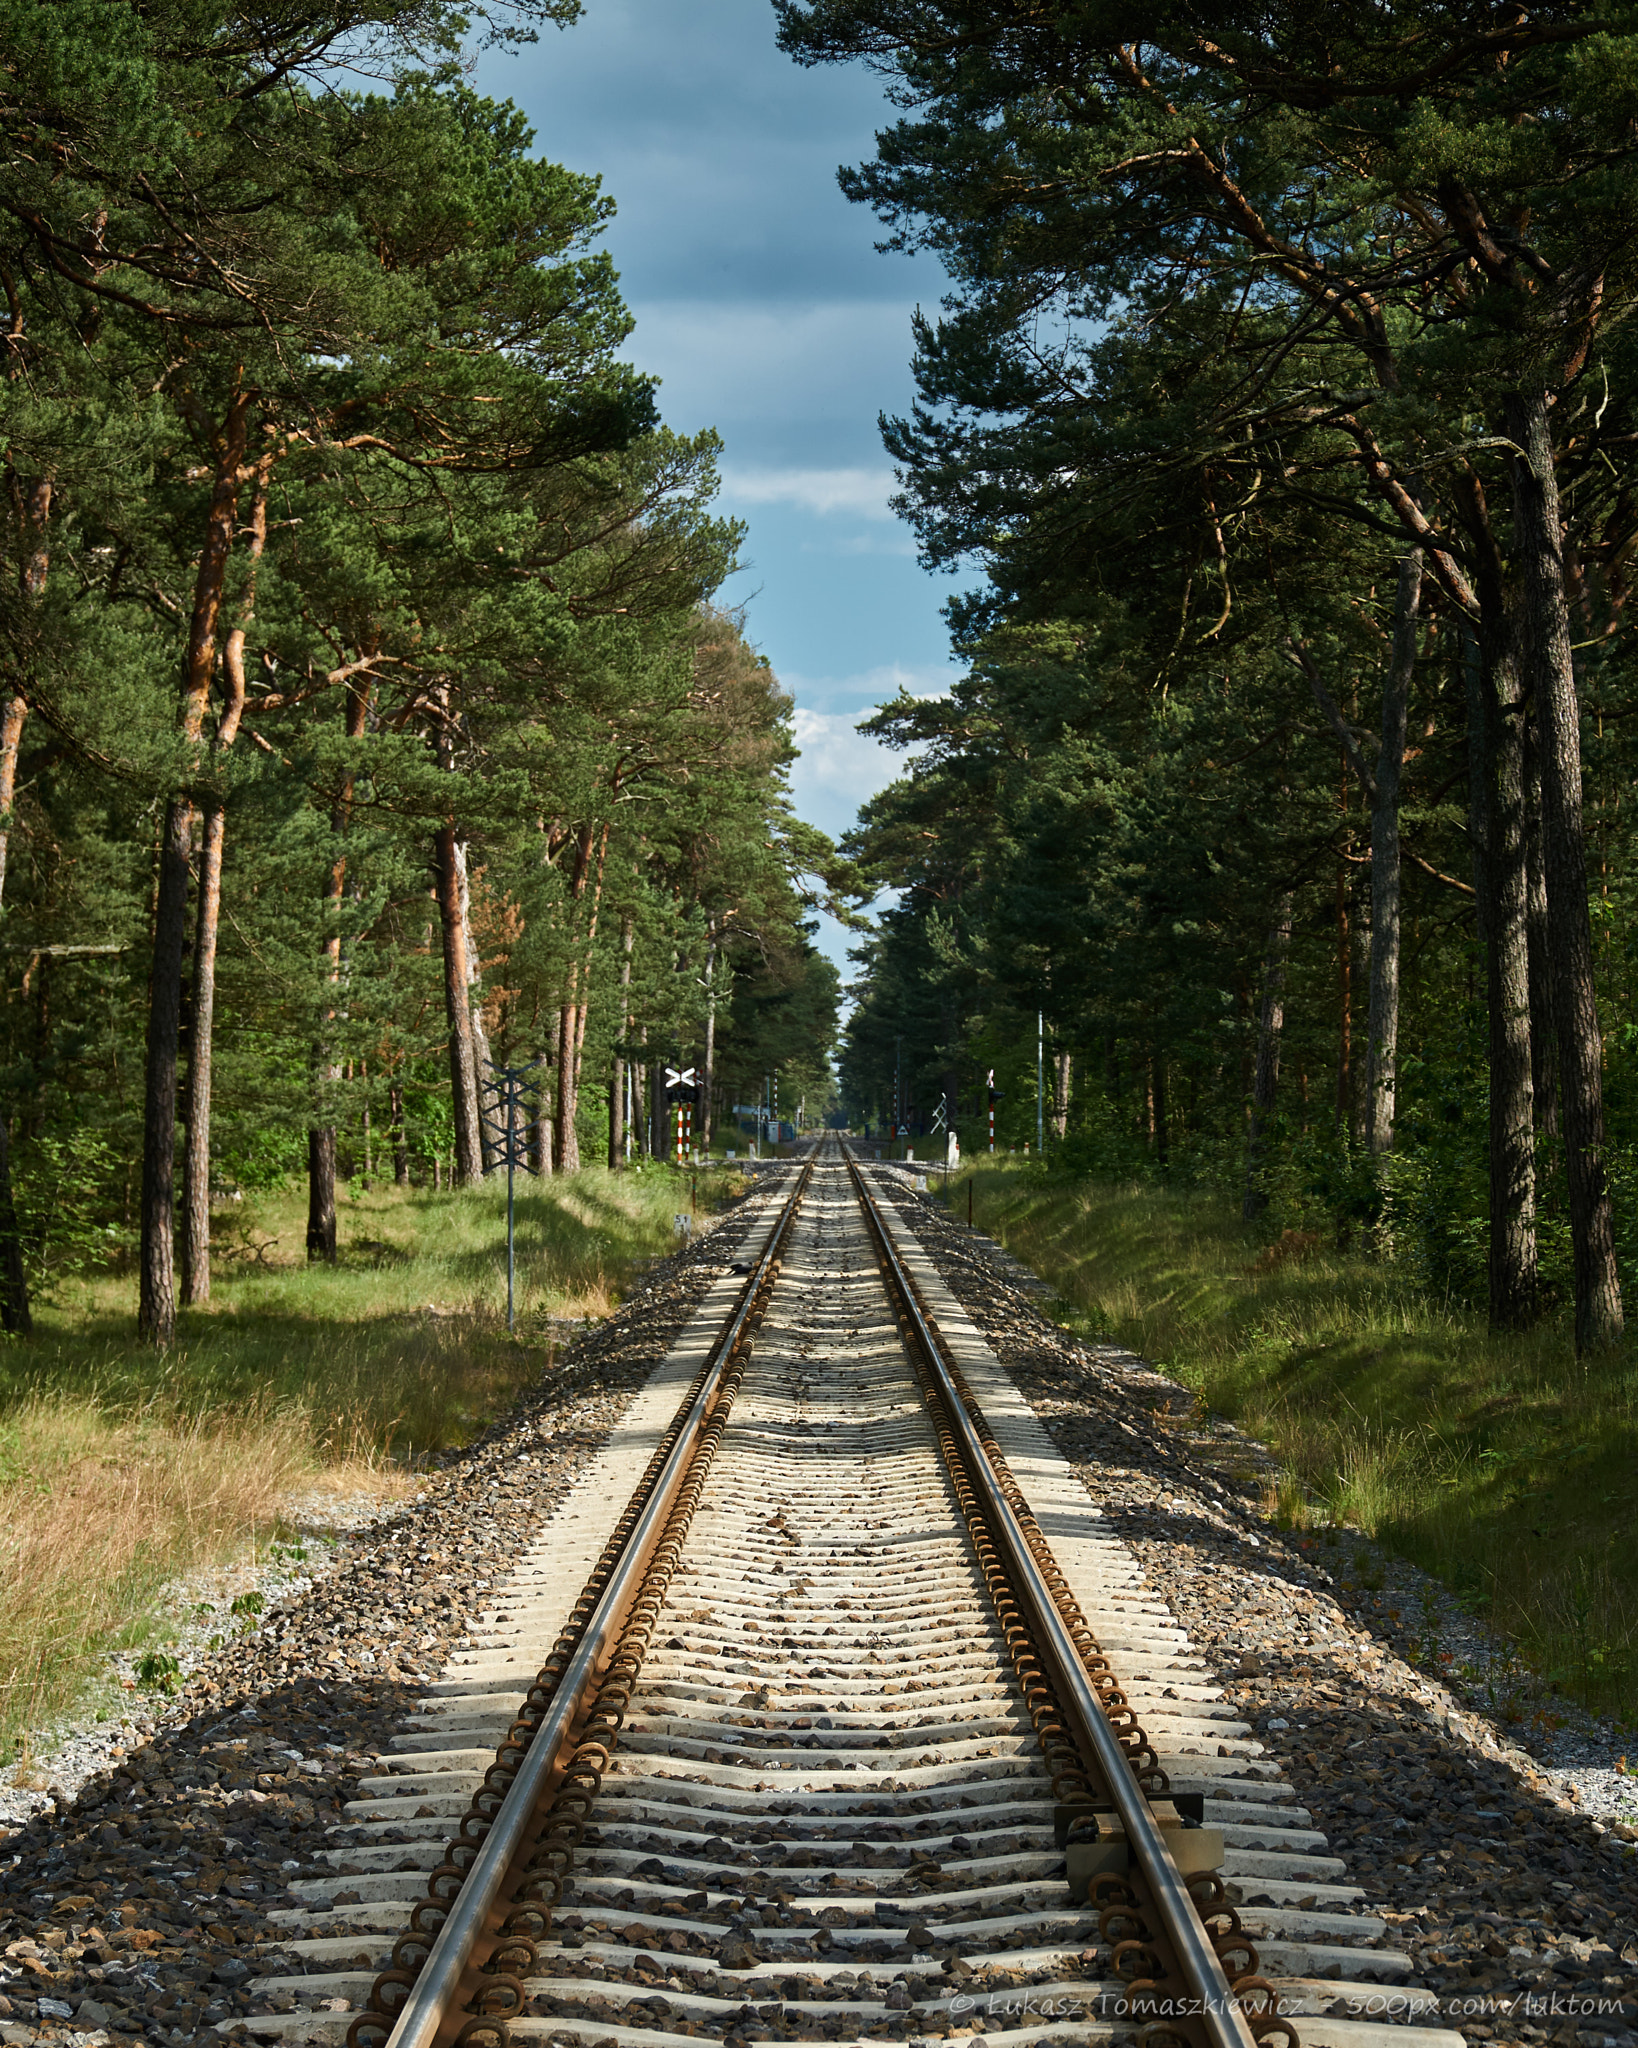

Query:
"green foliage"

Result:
[[955, 1160, 1638, 1724], [134, 1652, 181, 1696], [9, 1133, 132, 1299], [0, 8, 844, 1335]]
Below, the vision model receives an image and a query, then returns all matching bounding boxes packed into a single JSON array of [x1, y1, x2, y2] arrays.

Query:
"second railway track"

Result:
[[247, 1145, 1463, 2048]]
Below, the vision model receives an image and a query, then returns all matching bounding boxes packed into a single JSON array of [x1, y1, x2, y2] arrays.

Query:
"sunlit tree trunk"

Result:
[[0, 479, 51, 916], [452, 839, 497, 1172], [434, 821, 485, 1185], [0, 692, 24, 914], [140, 393, 249, 1344], [1052, 1050, 1071, 1140], [181, 455, 271, 1303]]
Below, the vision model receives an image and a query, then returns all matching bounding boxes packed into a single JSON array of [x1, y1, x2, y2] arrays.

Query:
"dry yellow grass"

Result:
[[0, 1397, 313, 1753], [0, 1163, 709, 1761]]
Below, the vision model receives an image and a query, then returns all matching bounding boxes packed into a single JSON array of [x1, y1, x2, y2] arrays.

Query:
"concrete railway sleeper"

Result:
[[253, 1146, 1463, 2048]]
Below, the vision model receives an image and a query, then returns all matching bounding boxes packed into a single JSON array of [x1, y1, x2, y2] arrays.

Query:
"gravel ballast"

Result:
[[865, 1165, 1638, 2048], [0, 1185, 778, 2048], [5, 1157, 1634, 2048]]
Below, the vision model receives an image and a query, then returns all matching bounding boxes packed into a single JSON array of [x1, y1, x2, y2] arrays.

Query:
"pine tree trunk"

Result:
[[139, 398, 249, 1342], [180, 801, 224, 1302], [1335, 817, 1352, 1131], [1524, 711, 1559, 1139], [307, 1127, 337, 1260], [554, 995, 581, 1175], [307, 675, 370, 1251], [1052, 1050, 1071, 1139], [0, 481, 49, 914], [455, 842, 498, 1174], [0, 692, 25, 912], [1150, 1046, 1169, 1170], [551, 822, 604, 1175], [1243, 894, 1293, 1221], [0, 1113, 30, 1335], [1506, 392, 1621, 1351], [179, 456, 268, 1307], [139, 796, 193, 1340], [609, 917, 633, 1168], [533, 1085, 555, 1177], [390, 1081, 409, 1184], [701, 927, 717, 1151], [1364, 549, 1423, 1154], [434, 823, 484, 1183], [1466, 613, 1538, 1329], [608, 1051, 624, 1169]]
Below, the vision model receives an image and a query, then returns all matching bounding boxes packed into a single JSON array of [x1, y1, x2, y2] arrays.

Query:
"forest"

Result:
[[0, 0, 846, 1348], [785, 0, 1638, 1355]]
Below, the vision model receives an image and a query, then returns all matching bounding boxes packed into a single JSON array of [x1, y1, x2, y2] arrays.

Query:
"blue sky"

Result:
[[476, 0, 964, 985]]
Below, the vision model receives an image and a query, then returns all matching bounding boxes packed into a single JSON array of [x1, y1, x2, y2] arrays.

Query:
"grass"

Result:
[[0, 1161, 716, 1761], [951, 1159, 1638, 1731]]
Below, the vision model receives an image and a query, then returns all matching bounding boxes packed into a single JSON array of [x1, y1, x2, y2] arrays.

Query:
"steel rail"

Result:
[[844, 1148, 1259, 2048], [382, 1154, 816, 2048]]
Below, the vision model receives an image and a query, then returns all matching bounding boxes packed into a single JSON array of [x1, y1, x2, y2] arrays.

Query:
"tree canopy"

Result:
[[0, 0, 847, 1341], [784, 0, 1638, 1351]]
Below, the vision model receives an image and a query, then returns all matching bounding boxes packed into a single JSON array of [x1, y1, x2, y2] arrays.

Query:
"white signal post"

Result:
[[665, 1066, 696, 1169]]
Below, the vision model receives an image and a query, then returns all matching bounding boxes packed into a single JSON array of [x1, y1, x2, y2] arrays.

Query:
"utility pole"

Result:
[[1037, 1011, 1044, 1155], [481, 1056, 541, 1332]]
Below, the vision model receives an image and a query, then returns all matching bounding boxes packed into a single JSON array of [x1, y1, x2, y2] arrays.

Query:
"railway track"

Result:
[[246, 1144, 1462, 2048]]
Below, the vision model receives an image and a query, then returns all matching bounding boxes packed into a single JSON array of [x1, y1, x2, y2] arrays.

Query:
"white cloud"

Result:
[[721, 465, 898, 520], [786, 693, 941, 1003], [789, 707, 899, 805], [784, 675, 948, 845], [786, 662, 951, 713]]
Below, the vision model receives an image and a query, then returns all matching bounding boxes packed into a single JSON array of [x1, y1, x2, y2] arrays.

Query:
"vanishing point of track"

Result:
[[251, 1144, 1458, 2048]]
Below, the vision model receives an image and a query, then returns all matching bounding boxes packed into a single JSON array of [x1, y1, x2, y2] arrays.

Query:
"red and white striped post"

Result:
[[987, 1068, 995, 1155]]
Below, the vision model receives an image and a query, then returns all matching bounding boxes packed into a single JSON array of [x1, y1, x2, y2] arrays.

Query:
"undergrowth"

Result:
[[952, 1159, 1638, 1731]]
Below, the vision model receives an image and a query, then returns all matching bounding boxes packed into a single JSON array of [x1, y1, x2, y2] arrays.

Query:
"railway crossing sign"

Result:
[[664, 1064, 697, 1100]]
